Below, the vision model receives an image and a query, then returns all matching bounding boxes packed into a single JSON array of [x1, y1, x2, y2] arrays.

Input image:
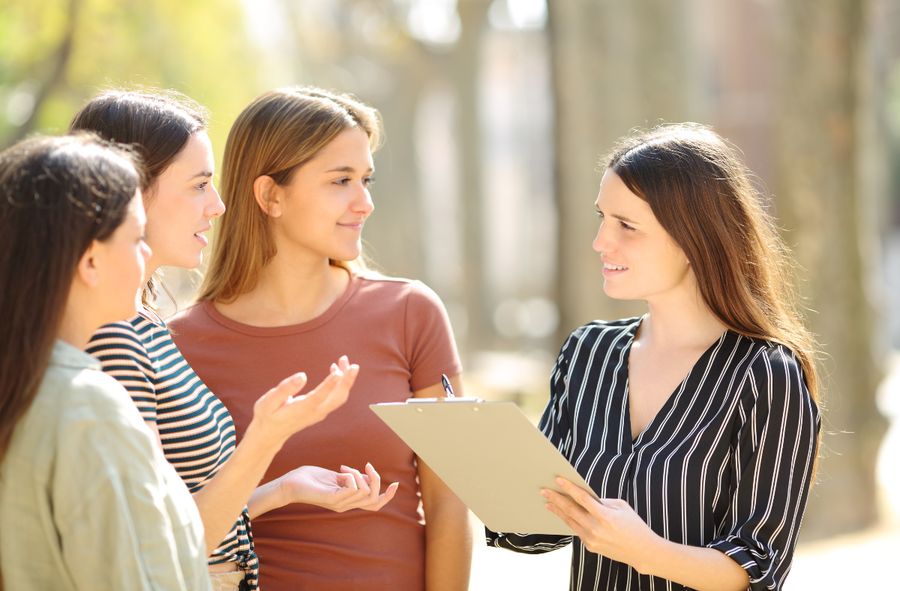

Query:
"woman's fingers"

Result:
[[363, 462, 382, 502], [372, 481, 400, 510], [554, 477, 606, 519], [308, 363, 358, 412], [542, 488, 584, 521], [340, 465, 371, 496]]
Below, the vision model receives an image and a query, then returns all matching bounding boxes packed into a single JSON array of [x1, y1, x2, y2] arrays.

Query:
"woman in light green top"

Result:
[[0, 133, 206, 590]]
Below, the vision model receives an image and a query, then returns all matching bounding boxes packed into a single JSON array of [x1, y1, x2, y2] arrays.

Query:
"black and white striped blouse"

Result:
[[87, 310, 259, 589], [487, 317, 819, 591]]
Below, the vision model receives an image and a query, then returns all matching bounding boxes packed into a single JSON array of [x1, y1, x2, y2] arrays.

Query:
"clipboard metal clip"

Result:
[[404, 397, 485, 404]]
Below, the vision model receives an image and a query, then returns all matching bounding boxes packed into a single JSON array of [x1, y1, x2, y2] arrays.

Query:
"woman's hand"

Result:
[[249, 355, 359, 449], [277, 463, 399, 513], [542, 477, 661, 572]]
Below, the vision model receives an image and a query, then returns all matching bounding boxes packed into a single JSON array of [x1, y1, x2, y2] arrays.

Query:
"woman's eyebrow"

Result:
[[324, 165, 374, 173]]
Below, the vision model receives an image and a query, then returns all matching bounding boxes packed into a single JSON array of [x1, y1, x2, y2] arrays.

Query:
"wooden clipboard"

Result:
[[370, 398, 594, 535]]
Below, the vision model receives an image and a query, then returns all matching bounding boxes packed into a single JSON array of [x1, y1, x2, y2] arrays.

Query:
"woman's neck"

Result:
[[640, 283, 726, 351], [215, 254, 351, 327], [58, 295, 100, 350]]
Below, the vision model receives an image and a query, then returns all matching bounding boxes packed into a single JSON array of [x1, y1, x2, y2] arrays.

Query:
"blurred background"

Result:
[[2, 0, 898, 587]]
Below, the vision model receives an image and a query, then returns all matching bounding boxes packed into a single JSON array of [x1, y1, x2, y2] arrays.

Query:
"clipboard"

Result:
[[370, 398, 595, 535]]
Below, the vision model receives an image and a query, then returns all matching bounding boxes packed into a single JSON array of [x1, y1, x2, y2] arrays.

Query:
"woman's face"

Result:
[[267, 127, 375, 264], [93, 192, 153, 322], [592, 169, 692, 303], [144, 131, 224, 271]]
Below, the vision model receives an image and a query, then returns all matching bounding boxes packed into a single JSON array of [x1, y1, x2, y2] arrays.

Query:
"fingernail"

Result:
[[540, 489, 549, 498]]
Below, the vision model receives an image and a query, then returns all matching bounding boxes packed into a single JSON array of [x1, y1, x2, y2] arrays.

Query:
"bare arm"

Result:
[[414, 376, 472, 591], [246, 463, 399, 520], [191, 358, 358, 551]]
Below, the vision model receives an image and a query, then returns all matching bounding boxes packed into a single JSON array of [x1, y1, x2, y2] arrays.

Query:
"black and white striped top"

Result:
[[487, 317, 819, 591], [87, 310, 259, 589]]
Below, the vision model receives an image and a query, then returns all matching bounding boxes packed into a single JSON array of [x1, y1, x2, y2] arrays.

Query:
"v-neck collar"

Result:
[[620, 317, 730, 447]]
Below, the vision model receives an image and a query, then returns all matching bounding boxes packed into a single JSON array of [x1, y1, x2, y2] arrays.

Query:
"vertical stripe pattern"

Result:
[[487, 317, 819, 591], [87, 311, 259, 589]]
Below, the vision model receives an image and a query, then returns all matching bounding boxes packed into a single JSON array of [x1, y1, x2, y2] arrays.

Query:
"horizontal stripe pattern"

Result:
[[487, 317, 819, 591], [87, 311, 258, 588]]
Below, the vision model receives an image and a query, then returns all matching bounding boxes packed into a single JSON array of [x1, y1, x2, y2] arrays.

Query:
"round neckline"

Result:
[[200, 273, 363, 337]]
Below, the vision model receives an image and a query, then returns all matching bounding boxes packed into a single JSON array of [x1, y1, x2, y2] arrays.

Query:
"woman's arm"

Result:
[[247, 463, 399, 519], [414, 376, 472, 591], [544, 479, 749, 591], [191, 358, 358, 550]]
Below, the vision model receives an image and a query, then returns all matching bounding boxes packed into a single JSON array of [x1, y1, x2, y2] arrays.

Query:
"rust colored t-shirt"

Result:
[[168, 274, 462, 591]]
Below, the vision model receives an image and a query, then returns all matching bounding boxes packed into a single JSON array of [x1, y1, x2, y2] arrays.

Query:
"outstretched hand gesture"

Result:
[[250, 355, 359, 449], [277, 463, 399, 513]]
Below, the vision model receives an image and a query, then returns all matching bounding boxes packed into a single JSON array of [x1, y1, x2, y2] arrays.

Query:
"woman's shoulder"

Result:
[[740, 338, 805, 381], [36, 360, 142, 426], [89, 309, 166, 350], [566, 316, 642, 343], [354, 272, 446, 307]]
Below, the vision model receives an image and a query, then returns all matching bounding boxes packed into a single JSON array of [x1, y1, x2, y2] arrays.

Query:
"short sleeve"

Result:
[[86, 320, 158, 423], [707, 345, 820, 590], [53, 378, 210, 590], [485, 331, 579, 553], [403, 281, 463, 392]]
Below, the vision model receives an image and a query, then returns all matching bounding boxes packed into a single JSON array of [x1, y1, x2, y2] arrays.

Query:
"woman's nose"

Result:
[[207, 183, 226, 218]]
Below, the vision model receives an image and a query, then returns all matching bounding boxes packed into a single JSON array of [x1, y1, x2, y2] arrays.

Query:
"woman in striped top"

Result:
[[71, 91, 396, 591], [487, 124, 820, 591]]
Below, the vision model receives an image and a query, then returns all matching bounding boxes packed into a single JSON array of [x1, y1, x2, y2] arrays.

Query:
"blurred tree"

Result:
[[774, 0, 887, 538], [446, 0, 492, 347], [275, 0, 432, 283], [0, 0, 260, 156], [547, 0, 704, 337]]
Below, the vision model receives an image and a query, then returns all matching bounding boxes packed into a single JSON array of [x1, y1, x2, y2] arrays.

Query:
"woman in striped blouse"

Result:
[[488, 124, 820, 591], [70, 90, 397, 591]]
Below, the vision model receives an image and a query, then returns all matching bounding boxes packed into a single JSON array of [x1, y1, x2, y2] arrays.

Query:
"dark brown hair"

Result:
[[69, 89, 208, 190], [606, 123, 819, 402], [0, 133, 142, 460], [69, 89, 208, 305], [200, 86, 382, 303]]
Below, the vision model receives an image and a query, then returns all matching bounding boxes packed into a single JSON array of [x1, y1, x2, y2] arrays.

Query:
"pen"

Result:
[[440, 373, 456, 399]]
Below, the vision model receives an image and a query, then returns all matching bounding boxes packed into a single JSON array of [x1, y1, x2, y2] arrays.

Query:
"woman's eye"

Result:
[[363, 176, 375, 187], [620, 221, 635, 231], [595, 210, 604, 219], [333, 178, 350, 186], [196, 181, 209, 191]]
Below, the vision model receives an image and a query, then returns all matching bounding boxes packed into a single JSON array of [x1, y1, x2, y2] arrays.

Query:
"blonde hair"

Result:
[[200, 87, 382, 303]]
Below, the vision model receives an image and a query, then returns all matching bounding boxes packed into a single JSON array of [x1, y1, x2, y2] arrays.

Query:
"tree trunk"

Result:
[[548, 0, 702, 338], [774, 0, 886, 539], [450, 0, 492, 349]]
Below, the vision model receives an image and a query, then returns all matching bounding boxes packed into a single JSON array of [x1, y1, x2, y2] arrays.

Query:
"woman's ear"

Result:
[[253, 175, 282, 218], [75, 241, 102, 288]]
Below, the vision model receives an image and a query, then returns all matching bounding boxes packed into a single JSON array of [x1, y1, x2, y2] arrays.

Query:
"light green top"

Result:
[[0, 340, 212, 590]]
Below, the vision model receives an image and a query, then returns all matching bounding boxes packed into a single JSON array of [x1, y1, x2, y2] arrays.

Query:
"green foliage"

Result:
[[0, 0, 264, 158]]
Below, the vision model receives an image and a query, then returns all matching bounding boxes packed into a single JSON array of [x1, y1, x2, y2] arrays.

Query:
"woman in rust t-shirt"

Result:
[[170, 87, 472, 591]]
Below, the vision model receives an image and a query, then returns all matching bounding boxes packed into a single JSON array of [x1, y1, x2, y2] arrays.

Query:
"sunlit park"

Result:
[[2, 0, 899, 589]]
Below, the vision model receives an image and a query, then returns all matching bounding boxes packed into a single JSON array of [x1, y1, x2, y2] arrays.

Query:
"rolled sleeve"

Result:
[[708, 346, 820, 590]]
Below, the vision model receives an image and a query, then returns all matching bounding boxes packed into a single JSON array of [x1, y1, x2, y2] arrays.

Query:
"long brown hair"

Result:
[[0, 134, 142, 461], [606, 123, 820, 402], [199, 86, 382, 303], [69, 89, 208, 306]]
